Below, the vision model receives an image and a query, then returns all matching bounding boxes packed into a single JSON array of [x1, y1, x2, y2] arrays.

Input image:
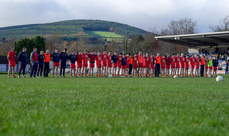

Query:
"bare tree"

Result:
[[167, 17, 197, 35], [210, 15, 229, 32]]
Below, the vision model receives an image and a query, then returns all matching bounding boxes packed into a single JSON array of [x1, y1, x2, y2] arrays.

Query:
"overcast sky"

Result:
[[0, 0, 228, 33]]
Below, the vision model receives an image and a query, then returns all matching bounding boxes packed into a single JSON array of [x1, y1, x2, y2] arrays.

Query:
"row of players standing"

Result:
[[8, 47, 219, 78]]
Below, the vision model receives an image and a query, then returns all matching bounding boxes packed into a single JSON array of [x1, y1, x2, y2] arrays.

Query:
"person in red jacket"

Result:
[[96, 52, 102, 77], [179, 53, 185, 77], [76, 51, 83, 77], [7, 47, 16, 78], [137, 52, 144, 77], [88, 51, 96, 77], [82, 51, 89, 77]]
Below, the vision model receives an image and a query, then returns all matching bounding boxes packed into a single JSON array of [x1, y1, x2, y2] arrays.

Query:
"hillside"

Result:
[[0, 20, 148, 39]]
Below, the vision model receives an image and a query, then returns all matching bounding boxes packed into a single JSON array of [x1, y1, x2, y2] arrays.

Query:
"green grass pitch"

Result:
[[0, 74, 229, 135]]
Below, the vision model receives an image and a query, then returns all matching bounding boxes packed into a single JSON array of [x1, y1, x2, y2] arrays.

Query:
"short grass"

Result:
[[85, 31, 124, 38], [0, 74, 229, 136]]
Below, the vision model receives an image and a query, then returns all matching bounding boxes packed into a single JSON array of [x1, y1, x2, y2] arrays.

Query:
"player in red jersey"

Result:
[[144, 53, 150, 77], [149, 54, 155, 77], [82, 51, 89, 77], [194, 55, 200, 77], [165, 54, 171, 77], [189, 55, 195, 77], [184, 55, 189, 77], [137, 52, 144, 77], [204, 55, 209, 77], [175, 54, 180, 76], [132, 53, 138, 77], [101, 50, 107, 77], [7, 47, 16, 78], [117, 53, 122, 77], [107, 51, 112, 76], [170, 54, 176, 77], [88, 51, 96, 77], [125, 54, 130, 76], [76, 51, 83, 77], [96, 52, 102, 77], [179, 53, 185, 77], [160, 56, 166, 77]]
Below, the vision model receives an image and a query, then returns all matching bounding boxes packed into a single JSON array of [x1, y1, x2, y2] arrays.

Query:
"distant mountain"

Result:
[[0, 20, 148, 39]]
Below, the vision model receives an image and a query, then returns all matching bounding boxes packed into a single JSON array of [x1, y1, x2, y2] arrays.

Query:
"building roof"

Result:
[[155, 31, 229, 47]]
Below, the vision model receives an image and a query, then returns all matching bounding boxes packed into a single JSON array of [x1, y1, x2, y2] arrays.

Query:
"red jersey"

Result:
[[107, 55, 112, 64], [161, 57, 166, 65], [137, 55, 143, 63], [189, 57, 195, 65], [175, 56, 180, 64], [101, 53, 107, 62], [8, 51, 16, 62], [145, 57, 150, 65], [96, 55, 102, 64], [89, 54, 96, 63], [126, 56, 129, 65], [180, 57, 185, 64], [194, 58, 200, 66], [150, 57, 154, 64], [166, 57, 171, 65], [118, 55, 122, 63], [82, 53, 88, 63], [133, 56, 138, 65], [77, 54, 83, 63]]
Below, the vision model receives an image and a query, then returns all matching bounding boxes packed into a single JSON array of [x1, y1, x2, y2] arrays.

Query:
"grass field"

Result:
[[85, 31, 124, 38], [0, 74, 229, 136]]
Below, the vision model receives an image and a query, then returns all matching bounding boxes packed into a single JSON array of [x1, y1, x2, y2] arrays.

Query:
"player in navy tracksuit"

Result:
[[112, 52, 118, 76], [52, 50, 60, 78], [18, 47, 27, 78], [37, 50, 44, 77], [60, 49, 68, 77], [30, 48, 38, 78]]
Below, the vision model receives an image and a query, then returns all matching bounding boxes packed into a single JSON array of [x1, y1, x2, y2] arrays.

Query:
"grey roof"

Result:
[[155, 31, 229, 47]]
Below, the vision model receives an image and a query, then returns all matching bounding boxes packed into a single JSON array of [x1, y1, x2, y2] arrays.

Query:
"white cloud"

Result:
[[0, 0, 228, 32]]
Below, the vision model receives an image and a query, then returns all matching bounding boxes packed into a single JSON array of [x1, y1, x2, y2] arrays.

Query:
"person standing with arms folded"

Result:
[[37, 50, 44, 78], [30, 48, 38, 78], [44, 50, 51, 77], [155, 53, 161, 77], [128, 53, 133, 77], [18, 47, 27, 78], [60, 49, 68, 78], [7, 47, 16, 78]]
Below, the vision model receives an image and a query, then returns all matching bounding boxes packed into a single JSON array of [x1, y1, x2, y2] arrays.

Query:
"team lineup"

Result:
[[7, 47, 219, 78]]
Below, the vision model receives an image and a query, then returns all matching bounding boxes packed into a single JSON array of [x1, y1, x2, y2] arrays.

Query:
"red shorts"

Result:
[[176, 63, 180, 68], [122, 65, 126, 69], [108, 63, 112, 68], [53, 62, 59, 67], [145, 63, 150, 68], [90, 63, 95, 68], [166, 65, 170, 69], [185, 65, 189, 70], [133, 64, 138, 69], [77, 63, 82, 68], [97, 63, 102, 68], [190, 65, 195, 69], [9, 61, 16, 67], [102, 61, 107, 67], [180, 63, 185, 68], [70, 63, 76, 69], [161, 64, 165, 69], [113, 63, 118, 68], [208, 66, 212, 69], [139, 63, 143, 68], [83, 62, 88, 67], [151, 64, 155, 69], [171, 63, 175, 69], [195, 65, 199, 69], [213, 66, 217, 71], [118, 62, 121, 68], [204, 66, 208, 69]]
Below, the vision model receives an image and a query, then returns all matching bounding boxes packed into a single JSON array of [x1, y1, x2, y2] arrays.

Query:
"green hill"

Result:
[[0, 20, 148, 39]]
